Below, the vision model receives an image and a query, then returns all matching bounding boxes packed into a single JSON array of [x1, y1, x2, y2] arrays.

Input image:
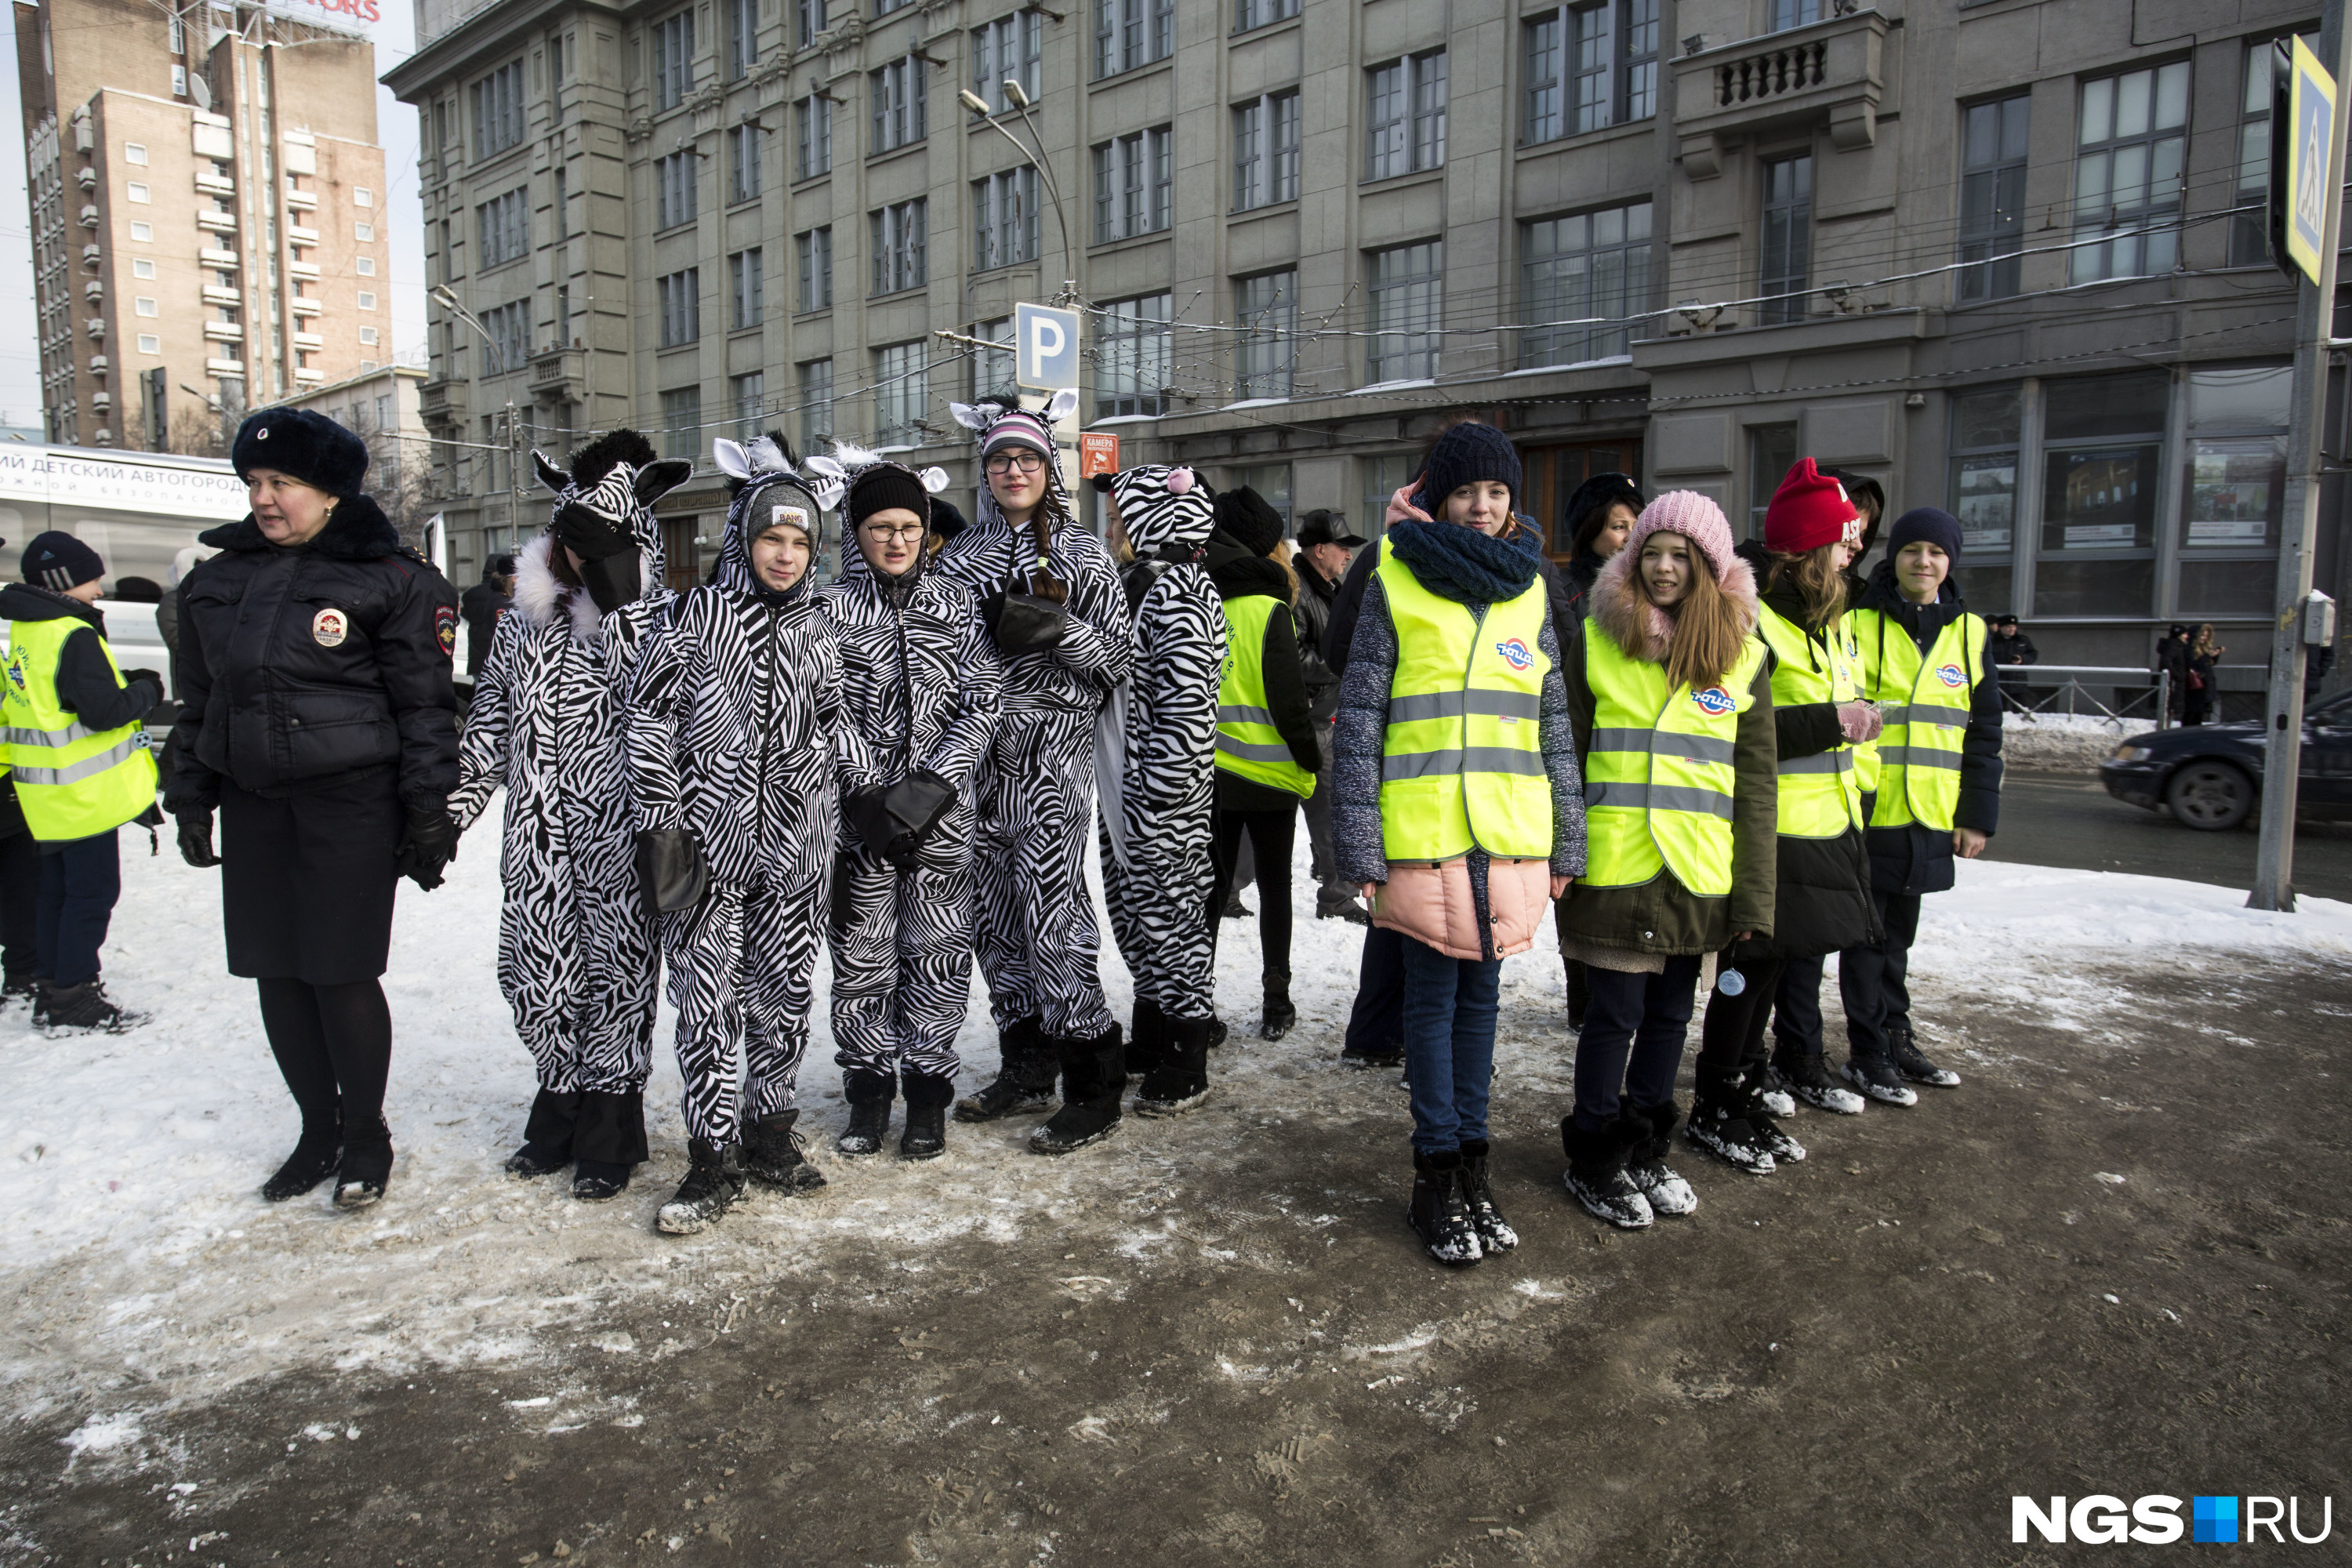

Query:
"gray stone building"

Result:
[[385, 0, 2347, 677]]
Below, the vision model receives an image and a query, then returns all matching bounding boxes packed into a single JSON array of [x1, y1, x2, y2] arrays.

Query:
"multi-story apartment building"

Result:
[[388, 0, 2346, 673], [14, 0, 394, 453]]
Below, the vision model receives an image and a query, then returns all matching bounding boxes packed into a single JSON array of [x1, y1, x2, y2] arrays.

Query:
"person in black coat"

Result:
[[459, 554, 517, 680], [165, 408, 462, 1211], [1292, 508, 1367, 923]]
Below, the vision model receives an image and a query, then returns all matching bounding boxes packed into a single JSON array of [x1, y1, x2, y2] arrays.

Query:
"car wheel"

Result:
[[2164, 759, 2254, 832]]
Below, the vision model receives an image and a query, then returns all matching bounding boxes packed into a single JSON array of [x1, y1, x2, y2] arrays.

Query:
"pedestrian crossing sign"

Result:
[[2285, 35, 2337, 285]]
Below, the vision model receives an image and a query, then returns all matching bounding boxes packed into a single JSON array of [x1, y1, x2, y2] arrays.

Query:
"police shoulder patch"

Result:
[[435, 604, 459, 659]]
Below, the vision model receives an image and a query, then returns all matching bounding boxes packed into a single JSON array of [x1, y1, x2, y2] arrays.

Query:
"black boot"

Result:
[[1409, 1149, 1481, 1266], [1889, 1020, 1961, 1087], [655, 1139, 746, 1235], [29, 978, 52, 1029], [1125, 999, 1167, 1082], [1776, 1049, 1865, 1114], [1840, 1038, 1919, 1107], [1134, 1014, 1211, 1117], [503, 1087, 583, 1178], [742, 1109, 827, 1194], [261, 1121, 342, 1203], [835, 1069, 896, 1156], [1030, 1025, 1124, 1154], [334, 1117, 395, 1210], [1738, 1065, 1806, 1163], [898, 1070, 955, 1160], [1685, 1062, 1776, 1174], [1259, 977, 1296, 1042], [1205, 1016, 1229, 1049], [569, 1088, 648, 1200], [956, 1017, 1056, 1122], [1456, 1139, 1517, 1253], [1623, 1100, 1697, 1216], [1560, 1112, 1653, 1229], [39, 978, 143, 1035]]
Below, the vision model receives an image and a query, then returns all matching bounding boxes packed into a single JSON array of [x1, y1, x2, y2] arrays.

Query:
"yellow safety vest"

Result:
[[1214, 593, 1316, 800], [1848, 606, 1985, 831], [1754, 603, 1866, 838], [1374, 538, 1554, 862], [1, 614, 158, 842], [1581, 621, 1769, 897]]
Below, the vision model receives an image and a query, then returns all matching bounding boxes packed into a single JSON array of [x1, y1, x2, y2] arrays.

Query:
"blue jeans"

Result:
[[36, 831, 122, 989], [1400, 935, 1501, 1155], [1572, 955, 1702, 1131]]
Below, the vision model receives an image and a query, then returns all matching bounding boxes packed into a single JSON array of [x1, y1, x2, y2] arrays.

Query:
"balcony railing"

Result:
[[1672, 8, 1894, 179]]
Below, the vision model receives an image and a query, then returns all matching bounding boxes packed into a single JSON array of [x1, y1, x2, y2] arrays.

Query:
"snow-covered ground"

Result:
[[1999, 710, 2141, 771], [5, 807, 2350, 1432]]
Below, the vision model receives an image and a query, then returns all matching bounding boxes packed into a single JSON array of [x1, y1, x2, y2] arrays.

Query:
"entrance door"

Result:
[[1521, 440, 1644, 563], [662, 517, 702, 593]]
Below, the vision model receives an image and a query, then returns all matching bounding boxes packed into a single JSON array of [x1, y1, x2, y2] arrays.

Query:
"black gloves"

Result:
[[634, 828, 710, 913], [118, 667, 163, 695], [175, 810, 220, 869], [985, 591, 1068, 657], [848, 771, 958, 869], [394, 800, 459, 891], [553, 503, 646, 615]]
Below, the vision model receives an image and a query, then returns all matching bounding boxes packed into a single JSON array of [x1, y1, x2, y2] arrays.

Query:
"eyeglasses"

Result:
[[859, 521, 925, 541], [984, 452, 1046, 475]]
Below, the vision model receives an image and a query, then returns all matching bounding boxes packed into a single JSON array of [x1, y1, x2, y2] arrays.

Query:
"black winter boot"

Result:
[[898, 1070, 956, 1160], [39, 978, 143, 1035], [1409, 1149, 1482, 1266], [956, 1017, 1056, 1122], [742, 1109, 827, 1193], [1889, 1020, 1961, 1087], [1456, 1139, 1517, 1253], [1560, 1113, 1653, 1229], [835, 1069, 897, 1156], [1624, 1101, 1697, 1217], [334, 1118, 395, 1209], [1134, 1014, 1212, 1117], [1030, 1026, 1124, 1154], [570, 1088, 649, 1200], [1738, 1066, 1806, 1163], [28, 978, 51, 1029], [1685, 1062, 1776, 1174], [1205, 1016, 1229, 1049], [1260, 975, 1297, 1042], [655, 1139, 747, 1235], [1125, 999, 1167, 1082], [1841, 1050, 1919, 1107], [261, 1122, 343, 1203], [504, 1087, 583, 1178], [1775, 1049, 1865, 1113]]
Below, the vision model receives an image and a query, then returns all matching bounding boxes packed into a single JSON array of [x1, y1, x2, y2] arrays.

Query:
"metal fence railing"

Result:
[[1990, 664, 2265, 728]]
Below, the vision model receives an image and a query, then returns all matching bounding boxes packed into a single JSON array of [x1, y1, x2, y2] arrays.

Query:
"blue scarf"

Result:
[[1387, 519, 1544, 607]]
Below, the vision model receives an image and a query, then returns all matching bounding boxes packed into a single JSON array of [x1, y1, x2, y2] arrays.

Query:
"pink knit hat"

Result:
[[1624, 490, 1739, 582]]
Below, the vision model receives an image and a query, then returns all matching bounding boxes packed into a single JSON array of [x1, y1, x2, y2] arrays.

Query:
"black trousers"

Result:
[[1838, 889, 1922, 1063], [1770, 955, 1828, 1058], [1210, 808, 1296, 992], [1342, 924, 1406, 1059], [0, 828, 40, 981], [258, 976, 394, 1138], [1572, 956, 1703, 1130], [1697, 950, 1787, 1080], [37, 833, 122, 989]]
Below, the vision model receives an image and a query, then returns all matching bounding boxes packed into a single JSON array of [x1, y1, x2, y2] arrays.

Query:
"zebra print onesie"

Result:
[[932, 394, 1131, 1051], [818, 452, 1003, 1087], [450, 433, 691, 1167], [1094, 464, 1222, 1030], [626, 439, 874, 1146]]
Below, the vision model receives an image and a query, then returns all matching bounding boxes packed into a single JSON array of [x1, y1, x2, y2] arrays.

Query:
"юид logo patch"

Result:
[[1936, 662, 1967, 687], [1492, 637, 1534, 671], [2012, 1494, 2331, 1544], [1691, 686, 1737, 716]]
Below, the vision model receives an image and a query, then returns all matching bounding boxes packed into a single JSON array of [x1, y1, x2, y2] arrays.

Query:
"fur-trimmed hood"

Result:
[[1591, 532, 1759, 666], [517, 428, 682, 641]]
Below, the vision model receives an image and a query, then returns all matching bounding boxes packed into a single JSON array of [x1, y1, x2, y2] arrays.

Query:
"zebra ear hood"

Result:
[[948, 394, 1076, 537], [514, 427, 672, 629], [714, 430, 831, 597], [1097, 463, 1214, 555]]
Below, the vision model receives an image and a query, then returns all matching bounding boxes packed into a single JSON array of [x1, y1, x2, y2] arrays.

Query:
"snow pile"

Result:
[[1999, 710, 2141, 773]]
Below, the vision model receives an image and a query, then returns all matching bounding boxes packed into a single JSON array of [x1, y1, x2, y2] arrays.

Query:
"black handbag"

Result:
[[634, 828, 710, 913], [991, 593, 1068, 656]]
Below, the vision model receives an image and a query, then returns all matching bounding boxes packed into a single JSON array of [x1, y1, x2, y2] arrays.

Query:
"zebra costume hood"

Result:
[[1097, 462, 1215, 561], [514, 430, 688, 645], [710, 433, 847, 602]]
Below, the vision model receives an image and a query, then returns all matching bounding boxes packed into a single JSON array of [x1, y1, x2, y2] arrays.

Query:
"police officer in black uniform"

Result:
[[165, 408, 462, 1210]]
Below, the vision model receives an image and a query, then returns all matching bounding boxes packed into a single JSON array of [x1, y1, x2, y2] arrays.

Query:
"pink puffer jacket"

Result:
[[1371, 855, 1554, 960]]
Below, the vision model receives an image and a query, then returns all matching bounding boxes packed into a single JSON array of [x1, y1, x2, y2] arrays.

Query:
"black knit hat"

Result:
[[231, 406, 369, 498], [1886, 506, 1963, 563], [1564, 472, 1643, 553], [1214, 485, 1286, 557], [19, 530, 105, 591], [929, 496, 971, 542], [1421, 422, 1523, 516], [847, 463, 931, 531]]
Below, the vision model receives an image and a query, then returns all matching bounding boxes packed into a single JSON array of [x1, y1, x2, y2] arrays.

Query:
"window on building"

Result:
[[134, 296, 158, 316], [972, 13, 1044, 112], [357, 256, 376, 275], [1768, 0, 1820, 29], [1521, 199, 1650, 368], [477, 187, 529, 267], [2180, 364, 2293, 614], [651, 10, 695, 112], [123, 142, 147, 165], [356, 187, 373, 207], [728, 125, 764, 204], [1361, 452, 1414, 538], [126, 182, 150, 203], [1235, 270, 1296, 400], [1233, 90, 1301, 211], [877, 0, 915, 15], [874, 341, 929, 444], [2037, 370, 2168, 616], [1747, 423, 1797, 540], [1947, 385, 2023, 615], [358, 290, 377, 310], [1366, 240, 1442, 382], [1234, 0, 1297, 30], [870, 199, 926, 295], [660, 385, 701, 459], [655, 151, 698, 230], [872, 56, 928, 154], [1367, 51, 1446, 180], [355, 222, 375, 242], [797, 0, 826, 47], [1097, 292, 1172, 418], [1094, 127, 1173, 243], [129, 221, 151, 241], [730, 247, 764, 328], [799, 357, 834, 448], [972, 316, 1015, 398], [482, 299, 530, 371], [1095, 0, 1174, 79], [131, 257, 155, 279], [797, 226, 833, 310], [1759, 152, 1812, 325], [731, 369, 766, 435], [974, 167, 1039, 270], [724, 0, 757, 80], [473, 60, 524, 158], [1958, 94, 2029, 302], [2071, 61, 2190, 284], [796, 93, 833, 178], [659, 267, 701, 347], [137, 332, 160, 354], [359, 325, 379, 346], [2234, 37, 2312, 266], [1525, 1, 1659, 143]]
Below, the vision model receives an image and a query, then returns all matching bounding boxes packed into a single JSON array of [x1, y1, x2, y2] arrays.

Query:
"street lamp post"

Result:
[[430, 282, 521, 568], [958, 84, 1073, 303]]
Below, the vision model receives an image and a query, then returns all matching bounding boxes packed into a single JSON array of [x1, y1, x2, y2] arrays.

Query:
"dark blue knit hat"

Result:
[[19, 530, 105, 591], [1421, 422, 1523, 516], [232, 406, 370, 498], [1886, 506, 1963, 562]]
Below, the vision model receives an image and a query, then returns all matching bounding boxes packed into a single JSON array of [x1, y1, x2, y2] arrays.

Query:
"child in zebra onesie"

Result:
[[1091, 462, 1224, 1122], [451, 430, 691, 1201], [931, 390, 1134, 1156], [818, 445, 1004, 1161], [628, 434, 874, 1235]]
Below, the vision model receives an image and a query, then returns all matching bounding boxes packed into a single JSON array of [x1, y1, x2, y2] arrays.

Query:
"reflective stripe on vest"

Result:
[[0, 615, 158, 841], [1579, 619, 1768, 897], [1214, 595, 1317, 799], [1374, 538, 1554, 861], [1848, 607, 1985, 831], [1753, 601, 1867, 838]]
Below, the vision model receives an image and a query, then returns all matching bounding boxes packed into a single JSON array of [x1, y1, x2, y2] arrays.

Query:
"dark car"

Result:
[[2099, 689, 2352, 830]]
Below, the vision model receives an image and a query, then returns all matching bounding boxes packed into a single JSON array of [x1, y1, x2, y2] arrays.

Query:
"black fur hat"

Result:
[[231, 407, 369, 498]]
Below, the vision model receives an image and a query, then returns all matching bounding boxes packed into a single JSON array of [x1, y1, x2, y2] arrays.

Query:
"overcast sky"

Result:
[[0, 2, 430, 433]]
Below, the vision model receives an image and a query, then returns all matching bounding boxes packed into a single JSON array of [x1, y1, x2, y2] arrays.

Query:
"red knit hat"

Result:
[[1763, 459, 1863, 554]]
